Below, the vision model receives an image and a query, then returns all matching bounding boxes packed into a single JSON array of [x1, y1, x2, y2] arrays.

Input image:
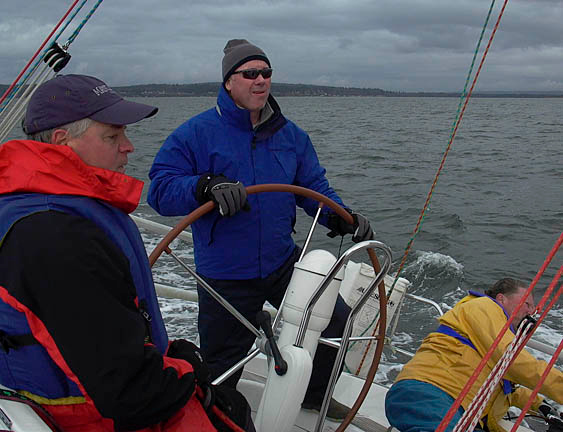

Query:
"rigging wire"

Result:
[[351, 0, 500, 376], [0, 0, 104, 142], [0, 0, 90, 113], [390, 0, 500, 293], [510, 279, 563, 431], [455, 266, 562, 432], [453, 317, 537, 431], [0, 0, 81, 108], [63, 0, 103, 48], [0, 51, 69, 141]]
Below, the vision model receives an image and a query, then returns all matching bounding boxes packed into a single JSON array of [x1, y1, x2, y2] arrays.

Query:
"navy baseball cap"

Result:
[[23, 74, 158, 134]]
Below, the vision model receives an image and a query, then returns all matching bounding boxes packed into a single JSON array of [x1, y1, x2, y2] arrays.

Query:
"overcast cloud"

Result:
[[1, 0, 562, 92]]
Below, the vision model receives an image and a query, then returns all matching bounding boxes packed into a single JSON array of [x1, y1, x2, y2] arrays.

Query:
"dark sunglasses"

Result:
[[232, 68, 273, 80]]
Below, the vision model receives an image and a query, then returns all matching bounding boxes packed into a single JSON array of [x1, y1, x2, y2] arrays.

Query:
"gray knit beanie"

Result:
[[222, 39, 271, 83]]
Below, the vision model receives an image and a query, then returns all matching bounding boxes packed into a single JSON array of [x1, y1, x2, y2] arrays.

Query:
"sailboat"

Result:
[[1, 193, 559, 432]]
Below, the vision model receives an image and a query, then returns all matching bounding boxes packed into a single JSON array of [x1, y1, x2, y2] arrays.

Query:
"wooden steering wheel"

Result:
[[148, 183, 387, 431]]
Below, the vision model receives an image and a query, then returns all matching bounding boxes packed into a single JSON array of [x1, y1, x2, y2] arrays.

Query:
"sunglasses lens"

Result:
[[242, 70, 260, 79], [240, 68, 273, 80]]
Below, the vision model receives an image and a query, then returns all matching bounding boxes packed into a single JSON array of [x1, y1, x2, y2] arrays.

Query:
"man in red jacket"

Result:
[[0, 74, 253, 431]]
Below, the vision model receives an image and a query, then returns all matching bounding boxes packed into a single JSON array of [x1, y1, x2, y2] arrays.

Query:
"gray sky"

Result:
[[1, 0, 562, 92]]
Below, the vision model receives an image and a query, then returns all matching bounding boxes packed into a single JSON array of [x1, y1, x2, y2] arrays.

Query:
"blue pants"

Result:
[[197, 246, 351, 405], [385, 380, 485, 432]]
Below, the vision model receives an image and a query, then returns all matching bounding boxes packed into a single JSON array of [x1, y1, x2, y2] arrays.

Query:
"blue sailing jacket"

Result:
[[148, 86, 345, 279]]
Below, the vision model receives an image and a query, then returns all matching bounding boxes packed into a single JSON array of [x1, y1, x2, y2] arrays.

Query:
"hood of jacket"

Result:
[[0, 139, 143, 214]]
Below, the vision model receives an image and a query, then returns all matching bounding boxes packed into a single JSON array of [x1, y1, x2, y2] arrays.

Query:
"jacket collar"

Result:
[[0, 140, 143, 214], [216, 85, 287, 139], [467, 290, 516, 333], [216, 85, 253, 130]]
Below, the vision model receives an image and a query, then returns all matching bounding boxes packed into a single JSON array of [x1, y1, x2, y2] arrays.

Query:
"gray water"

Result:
[[7, 95, 562, 382]]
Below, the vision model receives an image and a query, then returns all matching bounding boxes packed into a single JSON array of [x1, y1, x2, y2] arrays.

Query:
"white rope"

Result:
[[0, 63, 57, 141], [0, 1, 104, 142]]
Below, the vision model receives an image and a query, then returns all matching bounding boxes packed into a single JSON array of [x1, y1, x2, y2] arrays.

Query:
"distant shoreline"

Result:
[[115, 83, 563, 98], [2, 82, 561, 98]]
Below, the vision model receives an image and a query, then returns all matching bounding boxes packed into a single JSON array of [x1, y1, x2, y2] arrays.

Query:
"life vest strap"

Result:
[[436, 324, 513, 395]]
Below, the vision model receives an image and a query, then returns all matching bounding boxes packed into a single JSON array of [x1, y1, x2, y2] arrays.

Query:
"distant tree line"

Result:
[[110, 83, 563, 98], [1, 83, 561, 98], [111, 82, 394, 97]]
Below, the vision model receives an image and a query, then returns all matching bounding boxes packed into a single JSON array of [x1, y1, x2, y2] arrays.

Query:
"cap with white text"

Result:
[[23, 74, 158, 134]]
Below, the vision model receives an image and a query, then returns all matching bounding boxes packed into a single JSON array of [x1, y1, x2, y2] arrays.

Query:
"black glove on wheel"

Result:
[[327, 209, 374, 242], [196, 173, 249, 217]]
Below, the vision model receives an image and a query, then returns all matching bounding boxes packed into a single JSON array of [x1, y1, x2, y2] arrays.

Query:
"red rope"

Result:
[[510, 316, 563, 431], [535, 266, 563, 316], [454, 319, 534, 431], [355, 319, 380, 375], [448, 266, 562, 431], [436, 231, 563, 432], [460, 269, 563, 431], [0, 0, 81, 106]]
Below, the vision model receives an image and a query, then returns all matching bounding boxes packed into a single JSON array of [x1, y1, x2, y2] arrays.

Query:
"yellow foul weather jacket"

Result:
[[395, 293, 562, 430]]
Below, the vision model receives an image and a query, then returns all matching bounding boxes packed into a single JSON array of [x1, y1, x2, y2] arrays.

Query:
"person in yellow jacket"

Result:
[[385, 278, 563, 432]]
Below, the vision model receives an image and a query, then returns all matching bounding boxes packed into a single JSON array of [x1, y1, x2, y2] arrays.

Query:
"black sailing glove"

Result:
[[327, 209, 374, 242], [168, 341, 255, 430], [196, 173, 250, 217], [167, 339, 214, 409], [538, 401, 562, 419]]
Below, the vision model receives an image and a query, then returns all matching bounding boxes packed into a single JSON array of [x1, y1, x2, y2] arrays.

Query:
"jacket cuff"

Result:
[[195, 173, 214, 203]]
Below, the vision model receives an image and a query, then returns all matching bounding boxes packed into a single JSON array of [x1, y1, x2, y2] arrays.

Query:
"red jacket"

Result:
[[0, 140, 216, 431]]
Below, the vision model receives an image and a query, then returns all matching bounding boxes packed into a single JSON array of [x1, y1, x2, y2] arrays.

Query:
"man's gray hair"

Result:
[[27, 118, 93, 143]]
